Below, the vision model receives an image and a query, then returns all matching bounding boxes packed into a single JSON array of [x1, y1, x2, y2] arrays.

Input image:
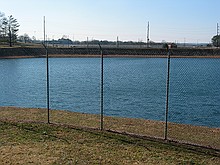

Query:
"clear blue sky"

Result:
[[1, 0, 219, 43]]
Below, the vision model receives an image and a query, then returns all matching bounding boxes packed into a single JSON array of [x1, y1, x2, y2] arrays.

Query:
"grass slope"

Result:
[[0, 121, 219, 165], [0, 107, 219, 149], [0, 107, 220, 164]]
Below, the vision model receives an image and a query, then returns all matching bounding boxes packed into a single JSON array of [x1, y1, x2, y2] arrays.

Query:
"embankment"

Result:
[[0, 47, 220, 58], [0, 106, 220, 150]]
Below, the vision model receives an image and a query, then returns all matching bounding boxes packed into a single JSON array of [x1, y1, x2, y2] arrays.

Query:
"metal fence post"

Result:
[[42, 43, 50, 124], [99, 43, 104, 131], [165, 45, 171, 140]]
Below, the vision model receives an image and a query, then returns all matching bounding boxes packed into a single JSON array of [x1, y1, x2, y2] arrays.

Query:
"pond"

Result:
[[0, 57, 219, 127]]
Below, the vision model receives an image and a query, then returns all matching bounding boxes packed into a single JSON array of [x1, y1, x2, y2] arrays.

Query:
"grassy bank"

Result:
[[0, 121, 219, 164], [0, 107, 220, 164]]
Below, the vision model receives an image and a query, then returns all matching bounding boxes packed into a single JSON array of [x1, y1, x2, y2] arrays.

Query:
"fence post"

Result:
[[99, 43, 104, 131], [164, 45, 171, 140], [42, 43, 50, 124]]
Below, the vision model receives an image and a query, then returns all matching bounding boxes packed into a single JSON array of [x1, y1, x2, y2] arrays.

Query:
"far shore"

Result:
[[1, 47, 220, 59], [1, 54, 220, 59]]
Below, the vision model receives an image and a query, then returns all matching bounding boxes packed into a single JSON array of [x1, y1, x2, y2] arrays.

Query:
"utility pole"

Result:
[[217, 23, 219, 48], [43, 16, 46, 44], [184, 38, 186, 47], [116, 36, 119, 48], [147, 21, 150, 48], [67, 35, 69, 48]]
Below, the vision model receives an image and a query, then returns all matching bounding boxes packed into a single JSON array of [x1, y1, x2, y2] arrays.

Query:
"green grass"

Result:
[[0, 121, 219, 164], [0, 107, 220, 164], [0, 107, 219, 149]]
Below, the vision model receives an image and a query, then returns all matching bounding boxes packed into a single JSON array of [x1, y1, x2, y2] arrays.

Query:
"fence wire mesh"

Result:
[[0, 45, 219, 149], [104, 58, 167, 138], [0, 44, 48, 123], [168, 58, 220, 148]]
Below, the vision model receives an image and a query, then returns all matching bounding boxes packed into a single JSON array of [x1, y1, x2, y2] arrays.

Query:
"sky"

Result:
[[0, 0, 219, 43]]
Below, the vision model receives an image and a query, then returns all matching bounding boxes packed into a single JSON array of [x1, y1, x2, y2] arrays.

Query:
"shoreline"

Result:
[[1, 47, 220, 59], [1, 54, 220, 59]]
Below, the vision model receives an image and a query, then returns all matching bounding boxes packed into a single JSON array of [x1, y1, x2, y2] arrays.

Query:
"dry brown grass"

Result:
[[0, 119, 220, 164], [0, 106, 219, 150]]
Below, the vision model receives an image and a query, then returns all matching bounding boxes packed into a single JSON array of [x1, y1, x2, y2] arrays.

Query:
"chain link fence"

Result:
[[0, 44, 219, 150], [168, 57, 220, 148]]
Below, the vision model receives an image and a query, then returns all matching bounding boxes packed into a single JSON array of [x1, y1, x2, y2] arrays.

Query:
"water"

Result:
[[0, 58, 219, 128]]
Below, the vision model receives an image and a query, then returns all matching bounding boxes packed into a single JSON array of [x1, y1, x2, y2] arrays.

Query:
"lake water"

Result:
[[0, 58, 219, 128]]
